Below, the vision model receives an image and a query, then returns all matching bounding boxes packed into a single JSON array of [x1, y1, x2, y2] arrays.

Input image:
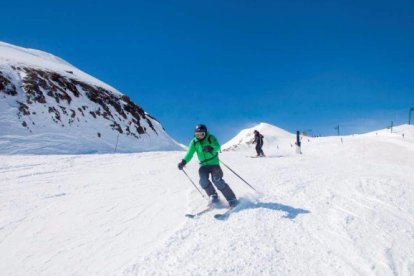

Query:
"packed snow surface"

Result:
[[1, 125, 413, 275]]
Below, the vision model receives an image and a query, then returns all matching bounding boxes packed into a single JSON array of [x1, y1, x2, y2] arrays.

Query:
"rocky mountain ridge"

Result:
[[0, 42, 180, 154]]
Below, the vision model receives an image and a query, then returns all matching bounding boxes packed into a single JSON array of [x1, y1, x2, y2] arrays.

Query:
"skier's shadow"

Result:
[[234, 198, 311, 219]]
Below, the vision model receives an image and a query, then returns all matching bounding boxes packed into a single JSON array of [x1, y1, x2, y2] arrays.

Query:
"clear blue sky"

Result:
[[1, 0, 413, 143]]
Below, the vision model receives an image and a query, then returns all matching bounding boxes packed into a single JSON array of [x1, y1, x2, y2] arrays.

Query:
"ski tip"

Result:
[[214, 214, 228, 220], [214, 214, 223, 219], [185, 214, 196, 218]]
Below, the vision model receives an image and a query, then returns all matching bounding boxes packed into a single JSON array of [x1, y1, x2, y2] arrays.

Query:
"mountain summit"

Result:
[[222, 122, 295, 152], [0, 42, 181, 154]]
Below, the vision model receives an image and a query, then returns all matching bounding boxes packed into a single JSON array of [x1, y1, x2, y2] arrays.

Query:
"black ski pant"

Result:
[[255, 143, 265, 156], [199, 165, 236, 202]]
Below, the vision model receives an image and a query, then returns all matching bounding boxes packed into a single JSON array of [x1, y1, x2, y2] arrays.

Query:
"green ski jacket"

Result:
[[183, 133, 221, 166]]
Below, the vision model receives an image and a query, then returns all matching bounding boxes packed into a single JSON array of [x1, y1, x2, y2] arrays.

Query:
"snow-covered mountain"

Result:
[[0, 42, 181, 154], [222, 122, 296, 153]]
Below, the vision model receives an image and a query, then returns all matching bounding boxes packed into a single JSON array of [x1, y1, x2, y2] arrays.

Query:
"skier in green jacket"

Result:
[[178, 124, 238, 207]]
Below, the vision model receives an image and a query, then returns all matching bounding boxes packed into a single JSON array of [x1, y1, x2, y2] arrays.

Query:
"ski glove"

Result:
[[202, 146, 214, 153], [178, 159, 186, 170]]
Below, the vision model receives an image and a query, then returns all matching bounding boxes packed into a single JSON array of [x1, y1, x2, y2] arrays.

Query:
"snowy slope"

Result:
[[1, 125, 413, 275], [363, 124, 414, 139], [0, 42, 181, 154]]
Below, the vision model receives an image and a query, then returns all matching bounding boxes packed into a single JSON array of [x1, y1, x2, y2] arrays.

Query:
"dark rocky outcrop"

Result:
[[0, 66, 159, 139], [17, 101, 30, 116], [0, 72, 17, 96]]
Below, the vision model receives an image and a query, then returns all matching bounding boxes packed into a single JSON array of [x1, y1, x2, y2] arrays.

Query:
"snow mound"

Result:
[[222, 122, 295, 153], [362, 124, 414, 138]]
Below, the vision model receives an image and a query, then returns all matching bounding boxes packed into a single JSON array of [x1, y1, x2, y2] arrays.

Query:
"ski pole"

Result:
[[220, 160, 258, 192], [182, 169, 206, 199]]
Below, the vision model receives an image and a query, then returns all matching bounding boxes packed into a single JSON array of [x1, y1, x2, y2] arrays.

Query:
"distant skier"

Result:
[[252, 130, 265, 157], [178, 124, 238, 207]]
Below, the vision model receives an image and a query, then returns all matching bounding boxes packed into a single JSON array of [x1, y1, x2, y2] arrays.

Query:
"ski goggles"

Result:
[[195, 131, 206, 139]]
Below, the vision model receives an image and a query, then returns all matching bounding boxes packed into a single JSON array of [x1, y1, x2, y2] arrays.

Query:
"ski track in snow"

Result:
[[1, 130, 414, 275]]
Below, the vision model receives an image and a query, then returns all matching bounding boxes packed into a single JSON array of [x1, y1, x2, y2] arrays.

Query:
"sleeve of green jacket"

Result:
[[183, 139, 196, 163], [209, 135, 221, 153]]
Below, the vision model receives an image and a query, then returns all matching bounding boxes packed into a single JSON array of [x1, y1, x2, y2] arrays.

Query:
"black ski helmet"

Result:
[[195, 124, 207, 133]]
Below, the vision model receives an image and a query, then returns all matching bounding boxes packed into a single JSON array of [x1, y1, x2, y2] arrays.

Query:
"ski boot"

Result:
[[228, 199, 239, 208], [208, 194, 219, 205]]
